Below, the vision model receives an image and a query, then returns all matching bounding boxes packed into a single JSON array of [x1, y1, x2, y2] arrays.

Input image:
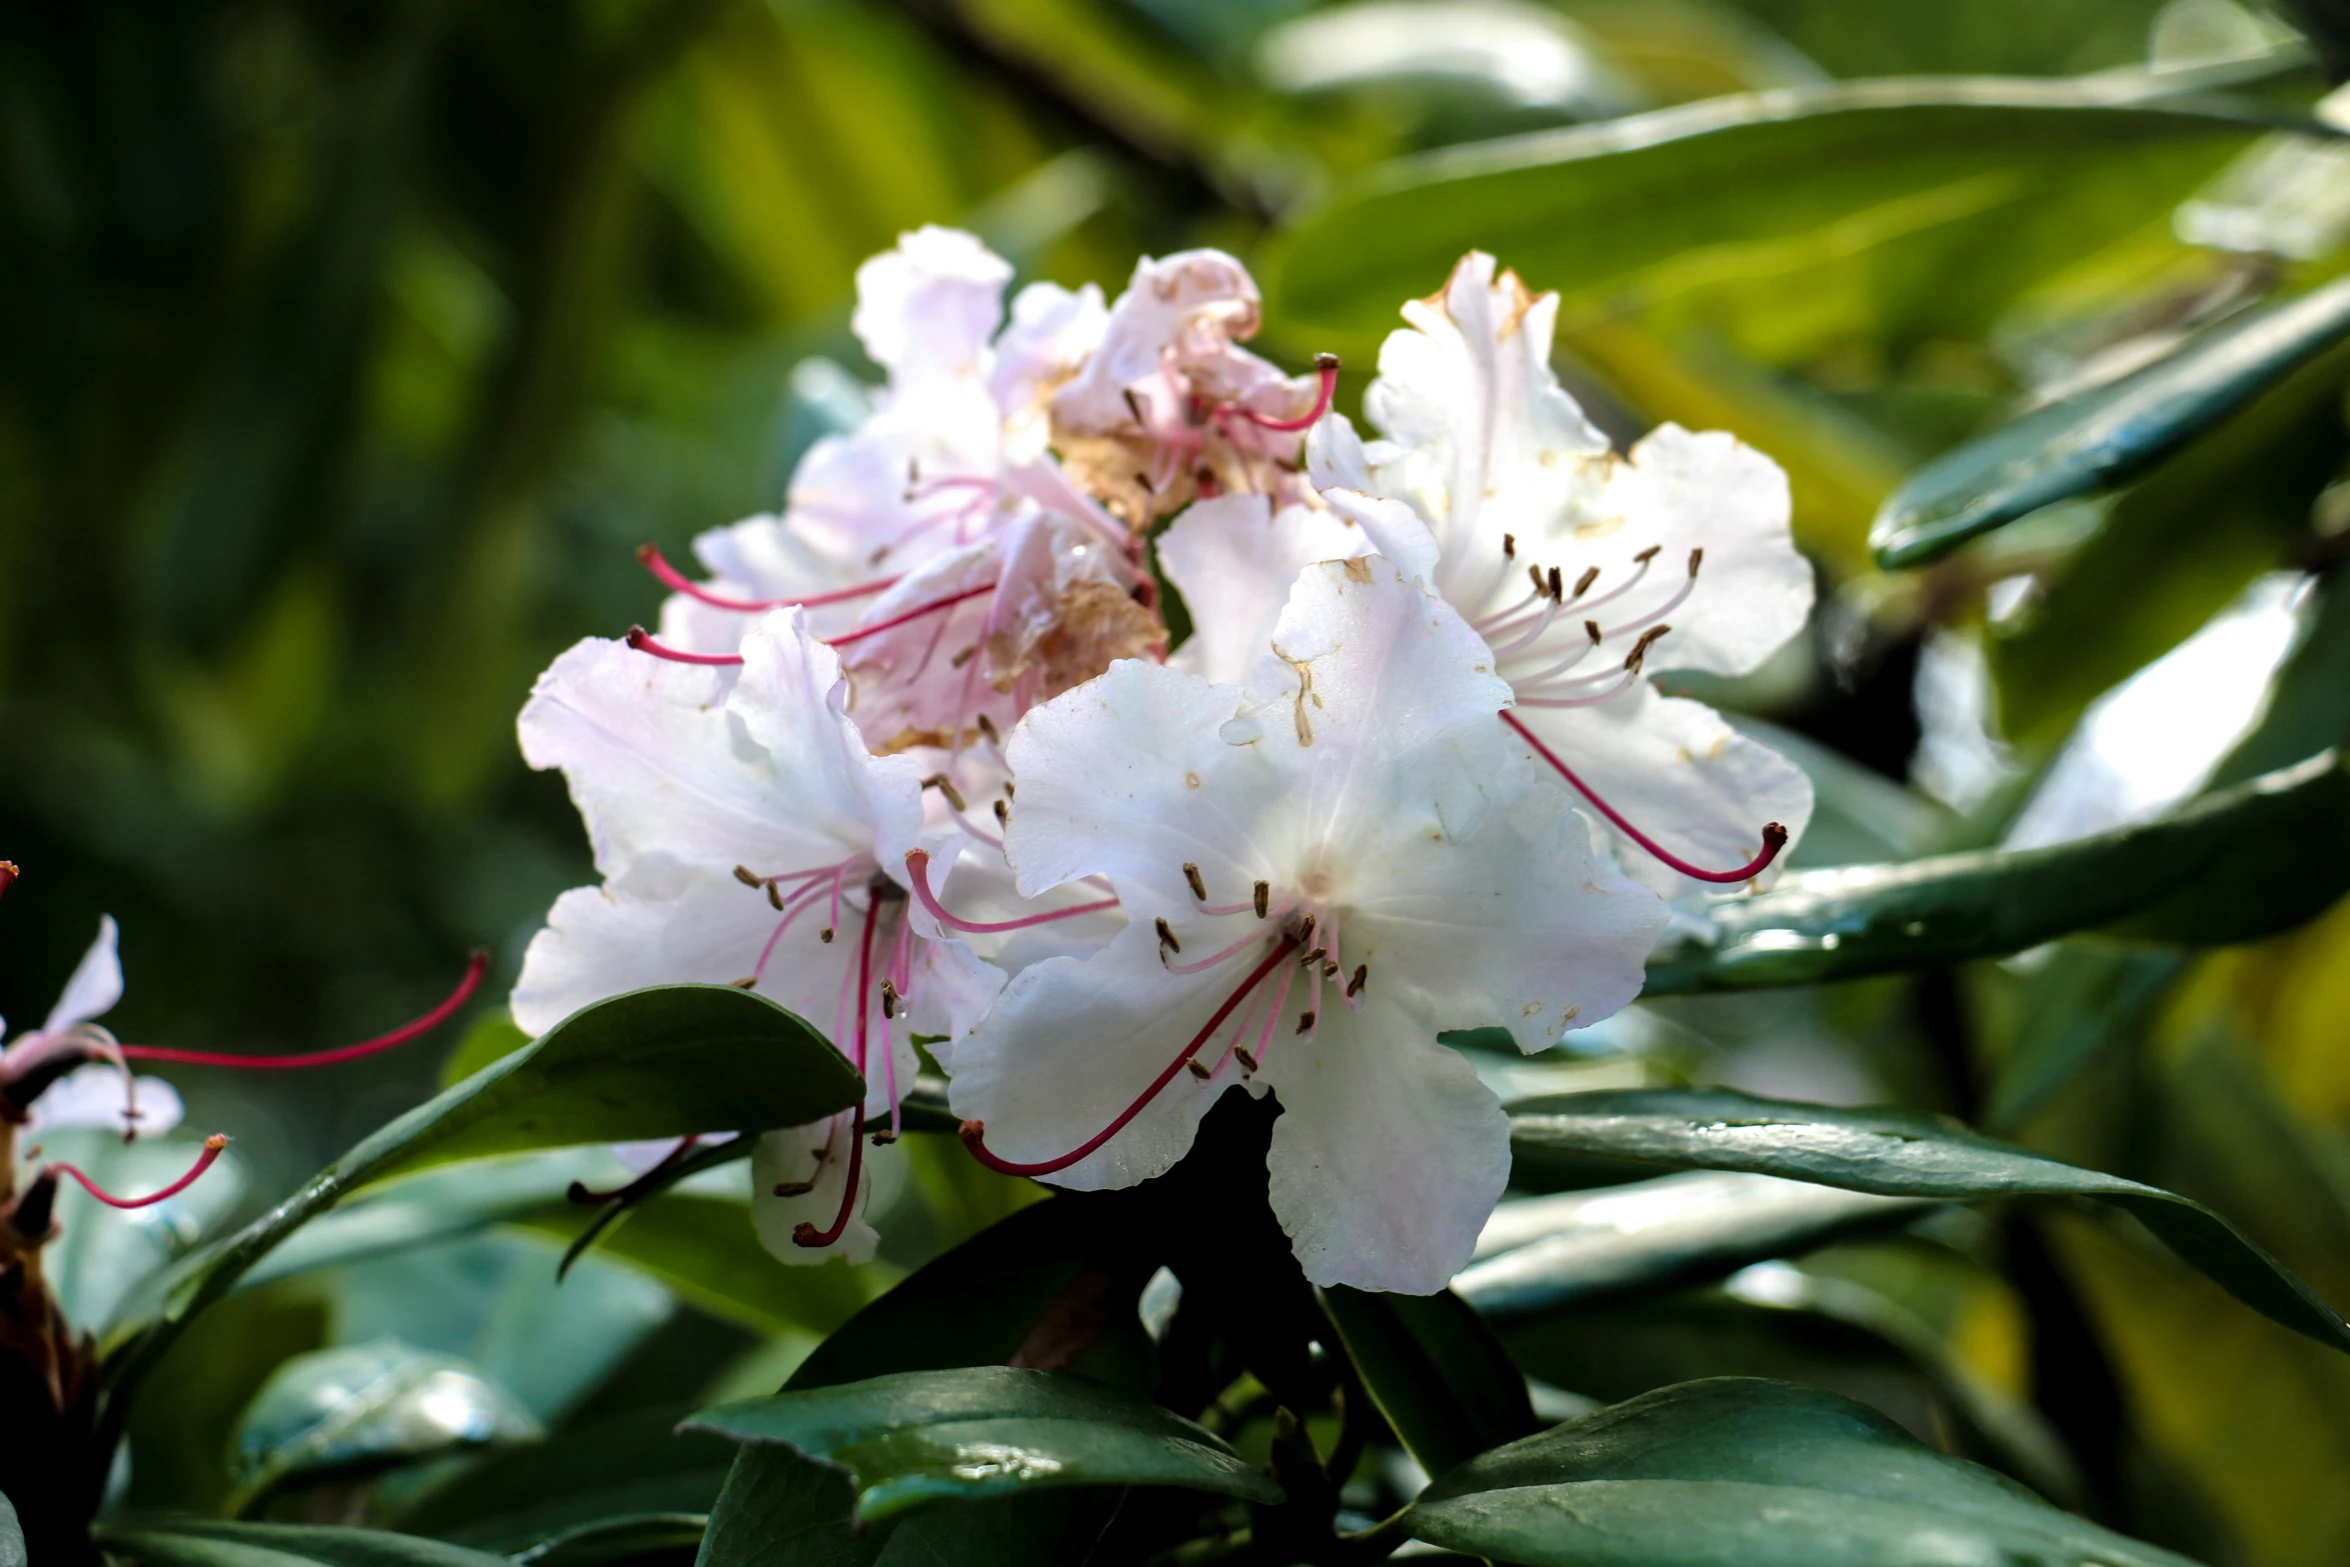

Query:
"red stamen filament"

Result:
[[1501, 710, 1787, 884], [825, 583, 997, 649], [796, 896, 883, 1249], [626, 627, 743, 667], [1238, 355, 1339, 433], [118, 953, 486, 1069], [53, 1133, 227, 1209], [904, 849, 1118, 934], [959, 936, 1299, 1178], [636, 544, 896, 613]]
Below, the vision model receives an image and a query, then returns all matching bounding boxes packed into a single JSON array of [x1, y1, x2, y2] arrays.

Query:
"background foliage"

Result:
[[9, 0, 2350, 1563]]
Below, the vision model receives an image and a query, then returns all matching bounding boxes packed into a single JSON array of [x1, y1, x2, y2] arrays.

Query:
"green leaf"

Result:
[[1871, 274, 2350, 567], [503, 1512, 706, 1567], [100, 985, 859, 1439], [387, 1408, 734, 1551], [1402, 1377, 2201, 1567], [0, 1493, 21, 1567], [1319, 1286, 1537, 1477], [1981, 946, 2185, 1132], [92, 1520, 510, 1567], [227, 1341, 541, 1514], [1261, 75, 2281, 368], [684, 1366, 1281, 1523], [1644, 748, 2350, 990], [1453, 1173, 1933, 1320], [1506, 1087, 2350, 1352]]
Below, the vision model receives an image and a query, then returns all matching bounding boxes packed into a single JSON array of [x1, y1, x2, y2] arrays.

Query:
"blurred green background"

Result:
[[11, 1, 2350, 1560]]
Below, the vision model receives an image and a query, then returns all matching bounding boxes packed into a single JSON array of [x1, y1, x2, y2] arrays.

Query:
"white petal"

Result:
[[1511, 683, 1815, 902], [1157, 495, 1368, 688], [1314, 489, 1439, 586], [44, 915, 123, 1034], [851, 227, 1011, 382], [26, 1064, 183, 1139], [511, 880, 792, 1035], [1052, 249, 1274, 431], [732, 609, 927, 864], [992, 281, 1108, 458], [750, 1114, 903, 1266], [1262, 1005, 1509, 1294], [946, 920, 1261, 1191]]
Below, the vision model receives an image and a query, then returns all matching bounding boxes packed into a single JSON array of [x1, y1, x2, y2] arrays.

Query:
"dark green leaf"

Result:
[[2209, 569, 2350, 789], [1453, 1173, 1932, 1320], [1872, 275, 2350, 567], [1645, 749, 2350, 990], [227, 1341, 541, 1513], [1403, 1377, 2200, 1566], [388, 1408, 734, 1551], [505, 1513, 706, 1567], [92, 1520, 510, 1567], [684, 1366, 1280, 1523], [100, 985, 858, 1439], [1318, 1286, 1537, 1477], [1507, 1087, 2350, 1352], [1982, 946, 2185, 1132]]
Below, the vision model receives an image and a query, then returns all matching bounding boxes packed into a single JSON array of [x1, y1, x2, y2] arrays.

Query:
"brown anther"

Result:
[[1314, 351, 1341, 371], [1585, 619, 1603, 645], [1296, 914, 1317, 950], [1573, 565, 1600, 599], [1624, 625, 1670, 670], [767, 882, 786, 910], [976, 712, 1001, 746], [773, 1179, 817, 1197], [731, 975, 759, 989], [881, 979, 899, 1019], [1346, 964, 1368, 998], [1296, 1011, 1316, 1034], [1322, 960, 1340, 978], [1528, 563, 1547, 598], [1235, 1046, 1260, 1074], [733, 865, 762, 887], [1547, 565, 1563, 601], [820, 927, 836, 944], [1135, 469, 1157, 495], [1004, 781, 1015, 798], [1633, 544, 1661, 565], [1253, 880, 1271, 919], [1502, 532, 1516, 559], [993, 799, 1011, 829], [921, 773, 968, 812], [870, 1128, 899, 1146], [1300, 947, 1327, 968], [1123, 387, 1148, 426], [1186, 1058, 1213, 1080], [1183, 862, 1208, 901], [1687, 546, 1704, 577], [1155, 917, 1181, 954], [950, 644, 978, 669]]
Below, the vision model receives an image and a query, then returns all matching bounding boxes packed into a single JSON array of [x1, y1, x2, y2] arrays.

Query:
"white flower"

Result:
[[1176, 251, 1815, 902], [514, 610, 1020, 1263], [946, 558, 1666, 1293], [0, 915, 184, 1142]]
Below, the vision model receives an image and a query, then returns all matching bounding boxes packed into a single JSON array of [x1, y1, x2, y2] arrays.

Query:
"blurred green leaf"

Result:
[[388, 1407, 733, 1552], [101, 986, 857, 1436], [1319, 1285, 1538, 1478], [1507, 1086, 2350, 1352], [686, 1366, 1279, 1523], [1401, 1377, 2197, 1566], [1873, 274, 2350, 567], [92, 1520, 509, 1567], [2209, 567, 2350, 788], [503, 1512, 705, 1567], [227, 1340, 540, 1515], [1646, 748, 2350, 989], [1982, 946, 2185, 1132], [1453, 1172, 1932, 1319]]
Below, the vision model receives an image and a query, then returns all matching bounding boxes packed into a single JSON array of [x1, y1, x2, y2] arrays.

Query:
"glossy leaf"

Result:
[[503, 1513, 706, 1567], [684, 1366, 1281, 1523], [387, 1407, 735, 1551], [0, 1494, 19, 1567], [1402, 1377, 2200, 1566], [1320, 1286, 1538, 1477], [92, 1520, 510, 1567], [1872, 274, 2350, 567], [1454, 1172, 1932, 1320], [1644, 749, 2350, 991], [226, 1341, 540, 1513], [1506, 1087, 2350, 1352], [99, 985, 858, 1435]]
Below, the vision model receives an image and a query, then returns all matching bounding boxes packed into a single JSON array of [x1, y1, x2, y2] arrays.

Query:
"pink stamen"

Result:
[[753, 880, 833, 982], [626, 627, 743, 666], [119, 954, 485, 1069], [1491, 596, 1563, 658], [797, 895, 883, 1249], [959, 936, 1300, 1178], [904, 849, 1119, 934], [1236, 355, 1339, 432], [825, 583, 996, 649], [1247, 958, 1298, 1071], [1161, 926, 1274, 976], [1600, 569, 1695, 639], [54, 1133, 227, 1209], [1512, 636, 1598, 687], [1502, 710, 1788, 884], [636, 545, 896, 614], [1514, 668, 1643, 707]]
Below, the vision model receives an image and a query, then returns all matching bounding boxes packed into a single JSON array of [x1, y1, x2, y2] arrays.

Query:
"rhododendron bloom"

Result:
[[948, 558, 1667, 1293], [0, 915, 184, 1140], [513, 610, 1034, 1263], [1294, 251, 1815, 902]]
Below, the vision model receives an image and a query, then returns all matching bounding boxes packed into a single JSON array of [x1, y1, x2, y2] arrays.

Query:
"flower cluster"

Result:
[[519, 235, 1813, 1292]]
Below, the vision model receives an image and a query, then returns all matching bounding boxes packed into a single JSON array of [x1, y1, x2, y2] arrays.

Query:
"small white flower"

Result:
[[0, 915, 183, 1142], [947, 559, 1666, 1293]]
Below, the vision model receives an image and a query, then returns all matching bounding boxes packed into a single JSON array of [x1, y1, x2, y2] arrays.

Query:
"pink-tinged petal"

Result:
[[851, 226, 1012, 382], [1511, 683, 1815, 902], [751, 1116, 904, 1266], [1157, 495, 1369, 688], [732, 610, 928, 859], [947, 920, 1263, 1190], [903, 936, 1007, 1071], [1314, 489, 1439, 587], [992, 281, 1109, 458], [43, 915, 123, 1035], [1053, 249, 1272, 433], [1262, 1005, 1509, 1293], [28, 1063, 183, 1139], [510, 881, 812, 1036]]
